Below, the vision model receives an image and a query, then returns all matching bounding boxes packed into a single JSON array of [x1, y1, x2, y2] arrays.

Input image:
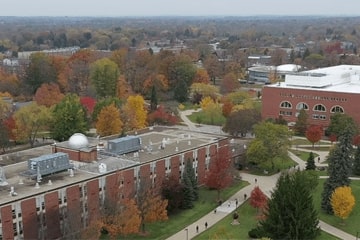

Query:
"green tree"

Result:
[[183, 158, 198, 200], [223, 109, 261, 137], [90, 58, 119, 98], [260, 171, 319, 240], [353, 145, 360, 176], [173, 79, 188, 103], [0, 120, 10, 153], [294, 109, 308, 136], [13, 103, 52, 147], [51, 94, 88, 141], [25, 52, 57, 94], [326, 113, 358, 138], [246, 122, 291, 170], [306, 152, 316, 170], [321, 126, 354, 214]]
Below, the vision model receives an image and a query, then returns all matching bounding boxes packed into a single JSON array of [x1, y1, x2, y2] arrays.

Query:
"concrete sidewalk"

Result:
[[167, 148, 358, 240]]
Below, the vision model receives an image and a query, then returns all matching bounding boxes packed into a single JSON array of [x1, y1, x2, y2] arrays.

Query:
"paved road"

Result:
[[168, 110, 358, 240]]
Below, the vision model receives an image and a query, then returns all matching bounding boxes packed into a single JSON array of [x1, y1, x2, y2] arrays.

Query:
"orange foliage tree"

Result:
[[117, 75, 133, 100], [122, 95, 148, 130], [193, 68, 210, 84], [34, 83, 64, 107], [96, 103, 123, 137], [220, 72, 240, 94], [142, 74, 169, 96], [222, 98, 234, 117]]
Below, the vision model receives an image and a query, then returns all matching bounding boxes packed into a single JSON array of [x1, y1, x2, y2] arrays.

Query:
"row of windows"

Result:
[[280, 101, 344, 113], [280, 92, 348, 102], [280, 111, 327, 120]]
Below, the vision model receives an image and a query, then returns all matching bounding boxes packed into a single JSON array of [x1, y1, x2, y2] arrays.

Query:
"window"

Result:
[[313, 104, 326, 112], [296, 102, 309, 110], [331, 105, 344, 113], [280, 101, 292, 109]]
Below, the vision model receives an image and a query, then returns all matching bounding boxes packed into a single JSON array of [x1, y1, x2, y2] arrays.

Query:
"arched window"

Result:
[[296, 102, 309, 110], [280, 101, 292, 109], [331, 105, 344, 113], [313, 104, 326, 112]]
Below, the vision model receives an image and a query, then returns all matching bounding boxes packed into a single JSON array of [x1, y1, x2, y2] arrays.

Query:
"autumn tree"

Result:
[[200, 97, 223, 125], [122, 95, 148, 130], [135, 176, 168, 233], [226, 91, 254, 109], [34, 83, 65, 107], [96, 103, 123, 137], [220, 72, 240, 94], [250, 186, 267, 213], [205, 148, 233, 200], [90, 58, 119, 98], [80, 96, 96, 117], [193, 68, 210, 84], [92, 97, 122, 123], [305, 125, 323, 148], [306, 152, 316, 170], [0, 120, 10, 153], [51, 94, 88, 141], [147, 105, 178, 126], [0, 69, 20, 97], [189, 83, 219, 104], [13, 102, 52, 147], [221, 98, 234, 117], [331, 186, 355, 223], [259, 171, 319, 240], [322, 126, 354, 214], [223, 109, 261, 137], [294, 109, 308, 136]]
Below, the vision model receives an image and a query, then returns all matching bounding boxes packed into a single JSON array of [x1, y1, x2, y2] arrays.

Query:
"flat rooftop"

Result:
[[0, 127, 225, 206]]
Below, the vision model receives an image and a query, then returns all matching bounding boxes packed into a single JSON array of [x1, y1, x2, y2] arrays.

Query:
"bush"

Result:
[[248, 227, 266, 239]]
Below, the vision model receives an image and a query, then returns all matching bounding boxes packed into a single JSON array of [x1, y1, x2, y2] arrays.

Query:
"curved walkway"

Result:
[[168, 110, 357, 240]]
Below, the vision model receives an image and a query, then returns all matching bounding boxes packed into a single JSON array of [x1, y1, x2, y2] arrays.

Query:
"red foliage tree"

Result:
[[250, 186, 267, 213], [3, 116, 16, 141], [147, 105, 178, 126], [222, 99, 233, 118], [205, 148, 233, 200], [305, 125, 323, 148], [80, 96, 96, 116]]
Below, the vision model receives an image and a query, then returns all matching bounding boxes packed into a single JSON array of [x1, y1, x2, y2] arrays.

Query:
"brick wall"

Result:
[[21, 198, 38, 239], [1, 205, 14, 240], [45, 191, 61, 239]]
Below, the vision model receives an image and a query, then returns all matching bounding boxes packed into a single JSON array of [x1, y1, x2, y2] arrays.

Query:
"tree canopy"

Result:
[[90, 58, 119, 98]]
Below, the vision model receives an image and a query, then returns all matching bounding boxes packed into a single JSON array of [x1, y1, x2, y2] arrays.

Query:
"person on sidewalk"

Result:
[[196, 225, 199, 233], [205, 222, 208, 229]]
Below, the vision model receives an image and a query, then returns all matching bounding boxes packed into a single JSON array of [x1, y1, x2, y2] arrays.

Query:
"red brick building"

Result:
[[0, 127, 229, 239], [262, 65, 360, 128]]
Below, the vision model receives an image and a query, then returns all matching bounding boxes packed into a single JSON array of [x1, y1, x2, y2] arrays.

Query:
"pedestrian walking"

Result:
[[228, 201, 231, 207], [205, 222, 208, 229], [318, 156, 320, 163], [244, 193, 247, 200], [214, 208, 217, 214], [196, 225, 199, 233], [236, 198, 238, 207], [255, 178, 257, 184]]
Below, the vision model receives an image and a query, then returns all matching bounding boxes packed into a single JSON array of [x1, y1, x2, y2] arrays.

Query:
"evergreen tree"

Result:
[[353, 145, 360, 176], [306, 152, 316, 170], [185, 158, 199, 200], [150, 85, 158, 112], [174, 79, 188, 103], [260, 171, 319, 240], [321, 127, 354, 214]]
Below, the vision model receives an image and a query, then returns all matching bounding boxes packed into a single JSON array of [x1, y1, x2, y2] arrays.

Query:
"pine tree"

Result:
[[181, 159, 199, 208], [306, 152, 316, 170], [150, 85, 158, 112], [321, 127, 354, 214], [260, 171, 319, 240], [353, 145, 360, 176]]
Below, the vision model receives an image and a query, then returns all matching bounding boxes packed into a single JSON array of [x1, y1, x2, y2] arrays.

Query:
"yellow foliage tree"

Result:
[[193, 68, 210, 84], [331, 186, 355, 221], [122, 95, 148, 130], [96, 103, 123, 137], [200, 96, 215, 110]]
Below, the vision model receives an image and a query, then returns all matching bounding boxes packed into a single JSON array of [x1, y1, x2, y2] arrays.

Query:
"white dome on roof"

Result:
[[68, 133, 89, 149]]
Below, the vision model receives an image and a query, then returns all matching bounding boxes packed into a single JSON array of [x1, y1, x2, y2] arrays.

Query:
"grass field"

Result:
[[188, 110, 226, 126], [289, 149, 319, 161]]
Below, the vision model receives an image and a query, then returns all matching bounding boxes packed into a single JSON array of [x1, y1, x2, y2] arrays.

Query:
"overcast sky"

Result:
[[1, 0, 359, 17]]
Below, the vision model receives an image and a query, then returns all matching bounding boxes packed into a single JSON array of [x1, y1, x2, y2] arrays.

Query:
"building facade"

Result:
[[0, 128, 229, 239], [262, 65, 360, 128]]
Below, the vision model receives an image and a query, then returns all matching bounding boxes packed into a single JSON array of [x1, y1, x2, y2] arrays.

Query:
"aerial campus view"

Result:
[[1, 0, 360, 239]]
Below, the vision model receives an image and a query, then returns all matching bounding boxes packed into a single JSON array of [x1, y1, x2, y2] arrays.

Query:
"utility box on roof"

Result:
[[107, 136, 141, 155]]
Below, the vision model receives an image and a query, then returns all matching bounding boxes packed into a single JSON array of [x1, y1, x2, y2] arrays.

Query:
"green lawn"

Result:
[[313, 178, 360, 236], [194, 201, 340, 240], [118, 180, 249, 239], [247, 155, 298, 175], [188, 111, 226, 126], [289, 149, 319, 161], [291, 138, 331, 146]]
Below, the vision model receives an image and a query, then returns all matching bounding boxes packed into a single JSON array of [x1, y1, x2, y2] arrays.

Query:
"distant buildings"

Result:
[[262, 65, 360, 128]]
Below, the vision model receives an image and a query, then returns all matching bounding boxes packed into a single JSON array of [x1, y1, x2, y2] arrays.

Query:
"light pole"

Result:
[[185, 228, 188, 240]]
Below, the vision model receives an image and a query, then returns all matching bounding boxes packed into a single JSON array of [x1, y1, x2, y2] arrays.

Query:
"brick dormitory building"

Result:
[[0, 126, 231, 239], [262, 65, 360, 128]]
